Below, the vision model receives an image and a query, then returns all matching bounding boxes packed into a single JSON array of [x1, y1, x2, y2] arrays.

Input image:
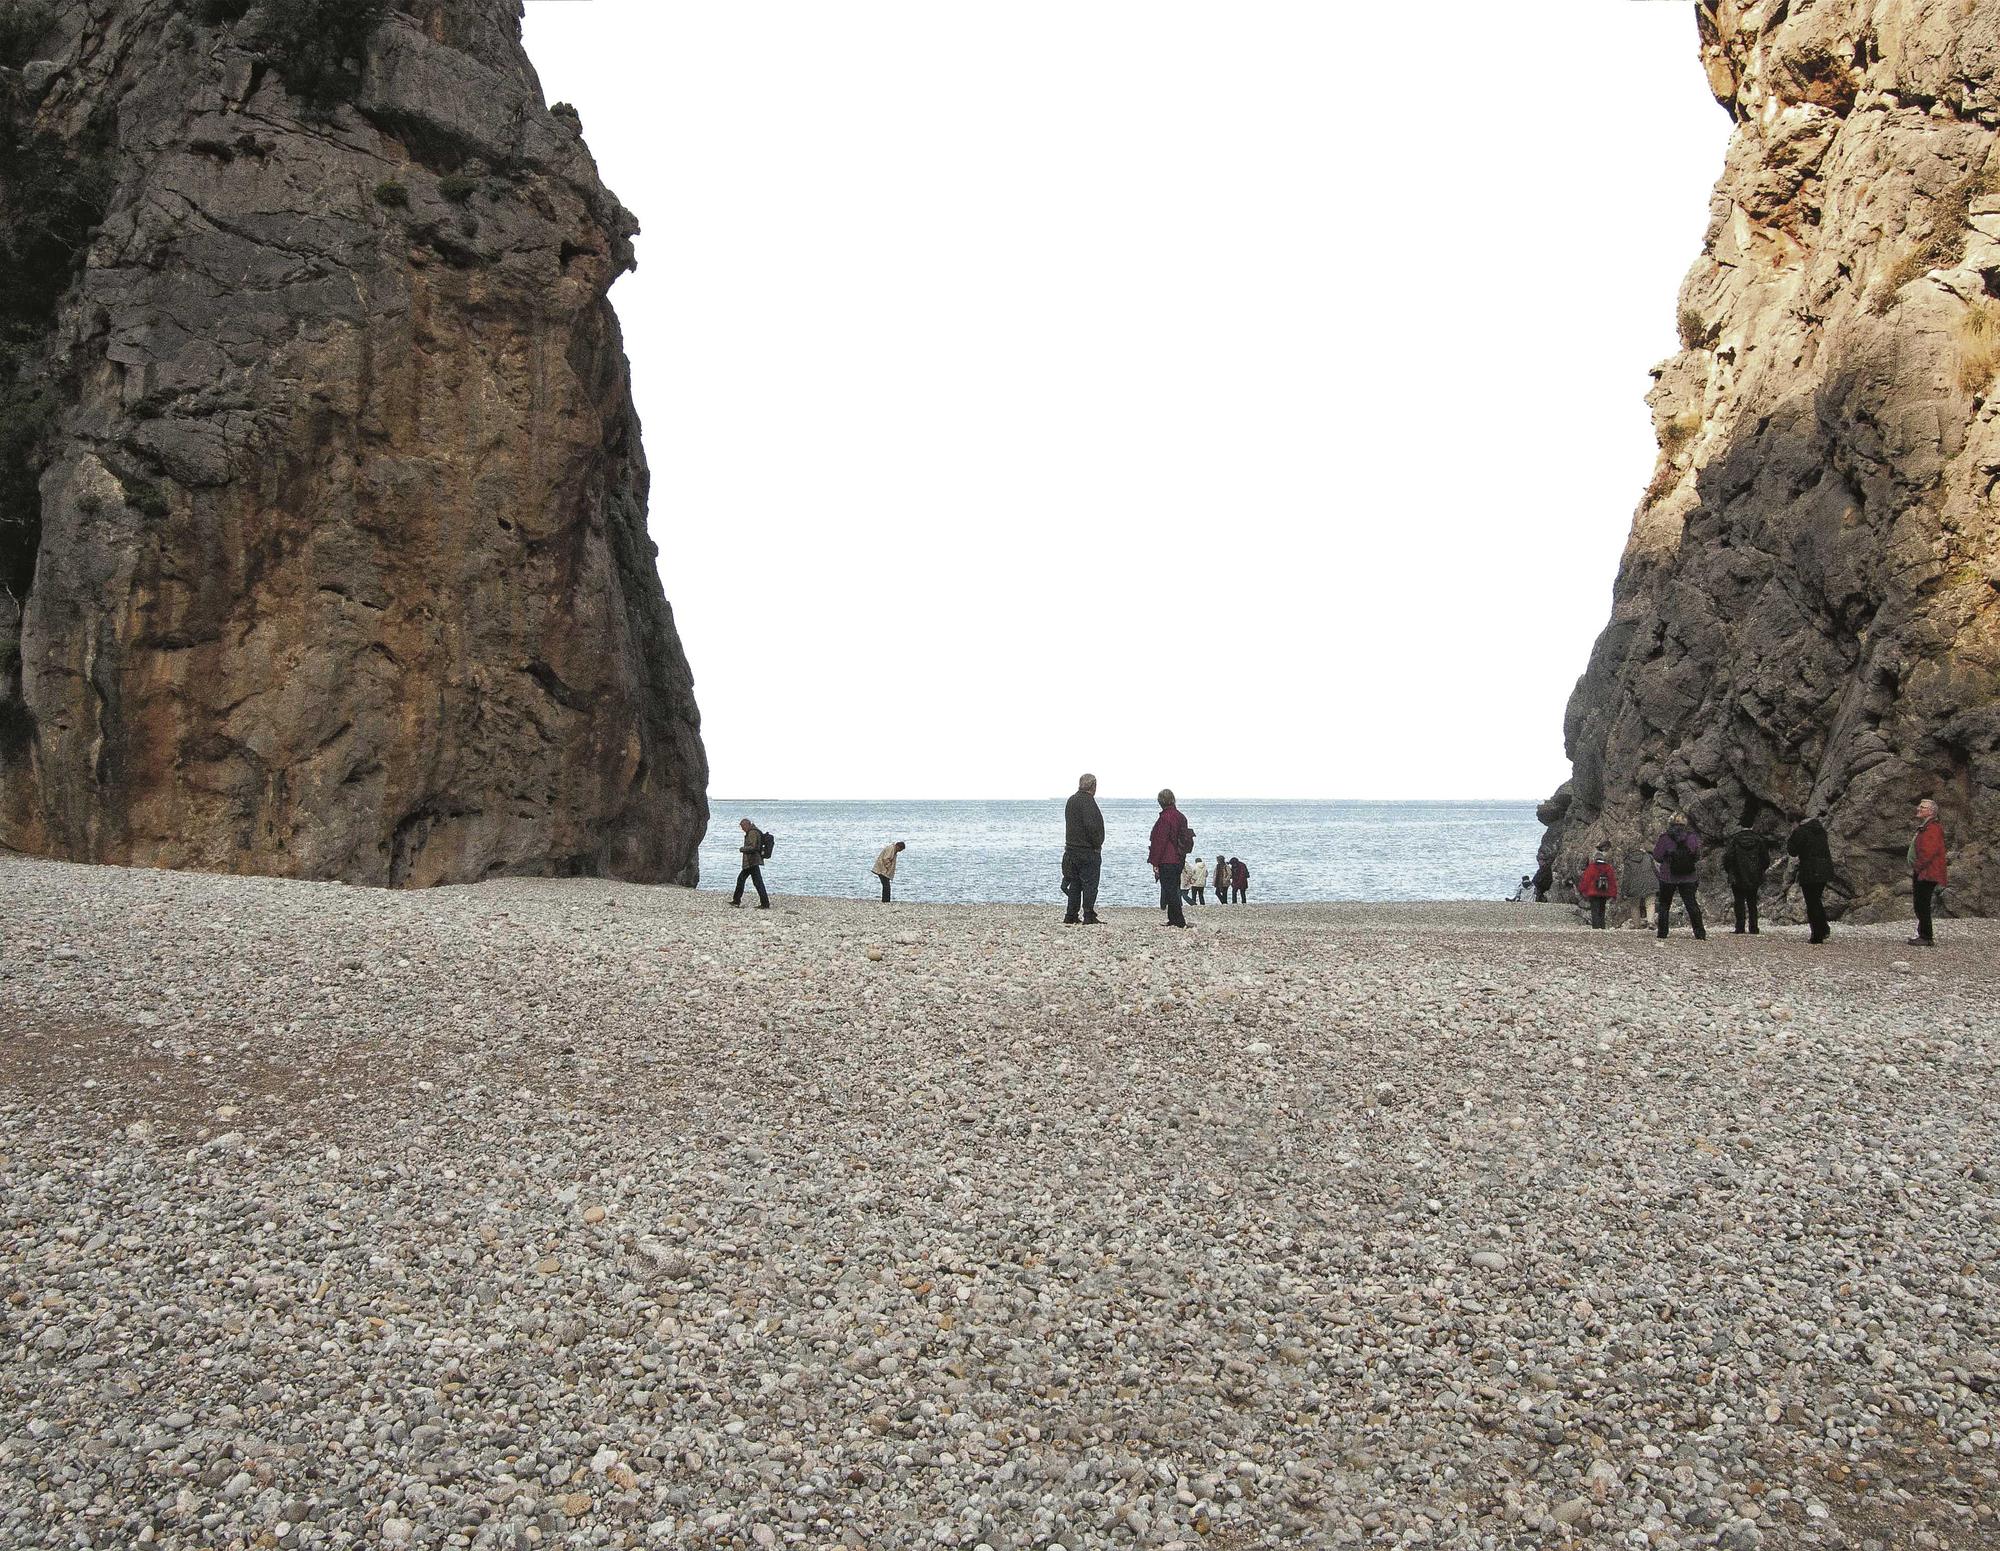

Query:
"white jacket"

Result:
[[872, 845, 899, 880], [1186, 858, 1207, 889]]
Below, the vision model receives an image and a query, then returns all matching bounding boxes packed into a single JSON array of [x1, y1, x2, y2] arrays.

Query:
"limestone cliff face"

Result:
[[1545, 0, 2000, 921], [0, 0, 706, 886]]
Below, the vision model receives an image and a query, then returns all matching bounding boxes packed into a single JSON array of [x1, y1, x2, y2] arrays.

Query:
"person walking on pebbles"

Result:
[[871, 841, 906, 904], [732, 817, 771, 909], [1062, 773, 1105, 926], [1785, 811, 1836, 943], [1230, 856, 1248, 905], [1722, 804, 1771, 935], [1577, 846, 1617, 930], [1213, 853, 1229, 905], [1651, 811, 1706, 940], [1183, 853, 1207, 906], [1908, 797, 1948, 947], [1148, 788, 1195, 929]]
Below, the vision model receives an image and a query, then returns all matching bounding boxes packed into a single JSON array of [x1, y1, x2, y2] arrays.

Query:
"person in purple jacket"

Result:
[[1652, 812, 1707, 940], [1148, 789, 1195, 929]]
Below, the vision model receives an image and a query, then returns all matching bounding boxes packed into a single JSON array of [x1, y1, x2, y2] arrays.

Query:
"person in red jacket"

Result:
[[1577, 846, 1618, 930], [1230, 857, 1248, 904], [1908, 798, 1948, 946], [1147, 788, 1195, 929]]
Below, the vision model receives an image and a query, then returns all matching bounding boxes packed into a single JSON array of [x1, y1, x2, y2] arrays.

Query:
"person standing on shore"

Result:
[[1184, 854, 1207, 906], [871, 841, 906, 904], [733, 818, 771, 909], [1908, 798, 1947, 947], [1148, 789, 1194, 928], [1651, 813, 1706, 940], [1722, 809, 1770, 935], [1577, 847, 1617, 930], [1213, 854, 1229, 905], [1785, 813, 1835, 944], [1230, 857, 1248, 904], [1062, 774, 1105, 926]]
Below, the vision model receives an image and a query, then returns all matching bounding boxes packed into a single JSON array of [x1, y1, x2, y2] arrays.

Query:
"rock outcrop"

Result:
[[0, 0, 706, 886], [1545, 0, 2000, 922]]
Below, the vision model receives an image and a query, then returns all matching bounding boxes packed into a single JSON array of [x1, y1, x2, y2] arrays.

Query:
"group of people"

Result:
[[1060, 775, 1248, 927], [1176, 855, 1250, 906], [1557, 798, 1950, 947]]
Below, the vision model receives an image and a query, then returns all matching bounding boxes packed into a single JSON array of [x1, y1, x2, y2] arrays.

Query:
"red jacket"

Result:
[[1578, 860, 1617, 899], [1231, 859, 1248, 888], [1148, 806, 1193, 867], [1912, 819, 1947, 885]]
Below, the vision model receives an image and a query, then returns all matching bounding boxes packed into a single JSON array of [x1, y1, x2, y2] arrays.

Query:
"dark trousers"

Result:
[[877, 874, 891, 903], [1802, 881, 1830, 942], [733, 865, 769, 907], [1063, 849, 1101, 921], [1232, 885, 1245, 903], [1914, 879, 1937, 943], [1193, 886, 1206, 905], [1655, 880, 1704, 938], [1159, 862, 1186, 926], [1730, 884, 1759, 934], [1588, 897, 1607, 930]]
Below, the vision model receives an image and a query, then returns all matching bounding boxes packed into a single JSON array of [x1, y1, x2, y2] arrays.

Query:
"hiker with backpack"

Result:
[[871, 840, 906, 904], [1651, 813, 1706, 940], [733, 817, 772, 909], [1062, 773, 1105, 926], [1230, 857, 1248, 904], [1722, 808, 1771, 934], [1908, 798, 1948, 947], [1148, 789, 1195, 929], [1785, 813, 1836, 944], [1577, 847, 1617, 929]]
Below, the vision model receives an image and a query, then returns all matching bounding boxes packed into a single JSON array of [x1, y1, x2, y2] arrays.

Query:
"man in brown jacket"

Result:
[[733, 818, 770, 909]]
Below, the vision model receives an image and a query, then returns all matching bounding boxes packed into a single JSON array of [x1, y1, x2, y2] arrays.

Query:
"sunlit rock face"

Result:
[[0, 0, 706, 885], [1546, 0, 2000, 921]]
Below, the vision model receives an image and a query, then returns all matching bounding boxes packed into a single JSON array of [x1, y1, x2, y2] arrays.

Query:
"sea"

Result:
[[696, 798, 1543, 907]]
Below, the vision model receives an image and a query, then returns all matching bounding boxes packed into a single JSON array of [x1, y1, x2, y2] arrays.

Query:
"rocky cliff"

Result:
[[0, 0, 706, 886], [1544, 0, 2000, 922]]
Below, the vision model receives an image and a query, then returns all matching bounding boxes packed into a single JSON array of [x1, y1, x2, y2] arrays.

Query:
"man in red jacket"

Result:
[[1577, 847, 1617, 930], [1909, 798, 1948, 946], [1148, 789, 1194, 929]]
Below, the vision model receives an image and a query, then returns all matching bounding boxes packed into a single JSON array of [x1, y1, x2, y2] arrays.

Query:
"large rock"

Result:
[[1546, 0, 2000, 923], [0, 0, 706, 886]]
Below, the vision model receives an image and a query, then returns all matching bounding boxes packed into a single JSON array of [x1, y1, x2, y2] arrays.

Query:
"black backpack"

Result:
[[1668, 832, 1699, 876], [1726, 831, 1767, 882], [759, 830, 776, 861]]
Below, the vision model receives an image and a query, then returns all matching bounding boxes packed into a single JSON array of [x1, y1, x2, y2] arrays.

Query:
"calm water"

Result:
[[697, 799, 1542, 906]]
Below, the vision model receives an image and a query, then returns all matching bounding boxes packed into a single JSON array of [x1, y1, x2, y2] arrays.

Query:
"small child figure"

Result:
[[1577, 847, 1618, 930]]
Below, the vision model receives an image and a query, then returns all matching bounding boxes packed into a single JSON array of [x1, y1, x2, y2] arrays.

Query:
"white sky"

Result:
[[520, 1, 1731, 801]]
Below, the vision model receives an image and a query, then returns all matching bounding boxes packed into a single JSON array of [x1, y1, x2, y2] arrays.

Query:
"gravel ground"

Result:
[[1, 857, 1996, 1551]]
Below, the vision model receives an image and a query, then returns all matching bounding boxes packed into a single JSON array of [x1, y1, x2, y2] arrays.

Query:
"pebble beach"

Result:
[[1, 857, 1996, 1551]]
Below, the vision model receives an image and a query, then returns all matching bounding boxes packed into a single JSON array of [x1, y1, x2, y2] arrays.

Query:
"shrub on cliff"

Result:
[[256, 0, 388, 112]]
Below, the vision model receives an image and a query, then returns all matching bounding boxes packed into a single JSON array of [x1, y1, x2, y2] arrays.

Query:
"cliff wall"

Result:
[[0, 0, 706, 886], [1546, 0, 2000, 920]]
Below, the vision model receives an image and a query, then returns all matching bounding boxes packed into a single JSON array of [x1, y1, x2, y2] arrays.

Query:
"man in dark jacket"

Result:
[[1062, 773, 1105, 925], [1651, 812, 1706, 940], [1721, 809, 1771, 935], [1785, 815, 1835, 944], [732, 817, 771, 909]]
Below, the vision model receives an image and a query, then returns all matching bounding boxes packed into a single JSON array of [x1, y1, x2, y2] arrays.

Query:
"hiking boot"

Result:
[[1062, 916, 1080, 926], [1081, 916, 1103, 926], [1907, 936, 1933, 946]]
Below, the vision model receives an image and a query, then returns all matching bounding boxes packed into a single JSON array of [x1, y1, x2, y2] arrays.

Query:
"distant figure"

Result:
[[1062, 773, 1105, 926], [1511, 874, 1536, 903], [1230, 857, 1248, 904], [1184, 854, 1208, 905], [1651, 811, 1706, 940], [1148, 788, 1194, 928], [1532, 859, 1553, 903], [1909, 797, 1947, 947], [733, 817, 771, 909], [1722, 808, 1771, 935], [1785, 813, 1835, 944], [1213, 854, 1229, 905], [1577, 847, 1618, 930], [871, 840, 907, 903]]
